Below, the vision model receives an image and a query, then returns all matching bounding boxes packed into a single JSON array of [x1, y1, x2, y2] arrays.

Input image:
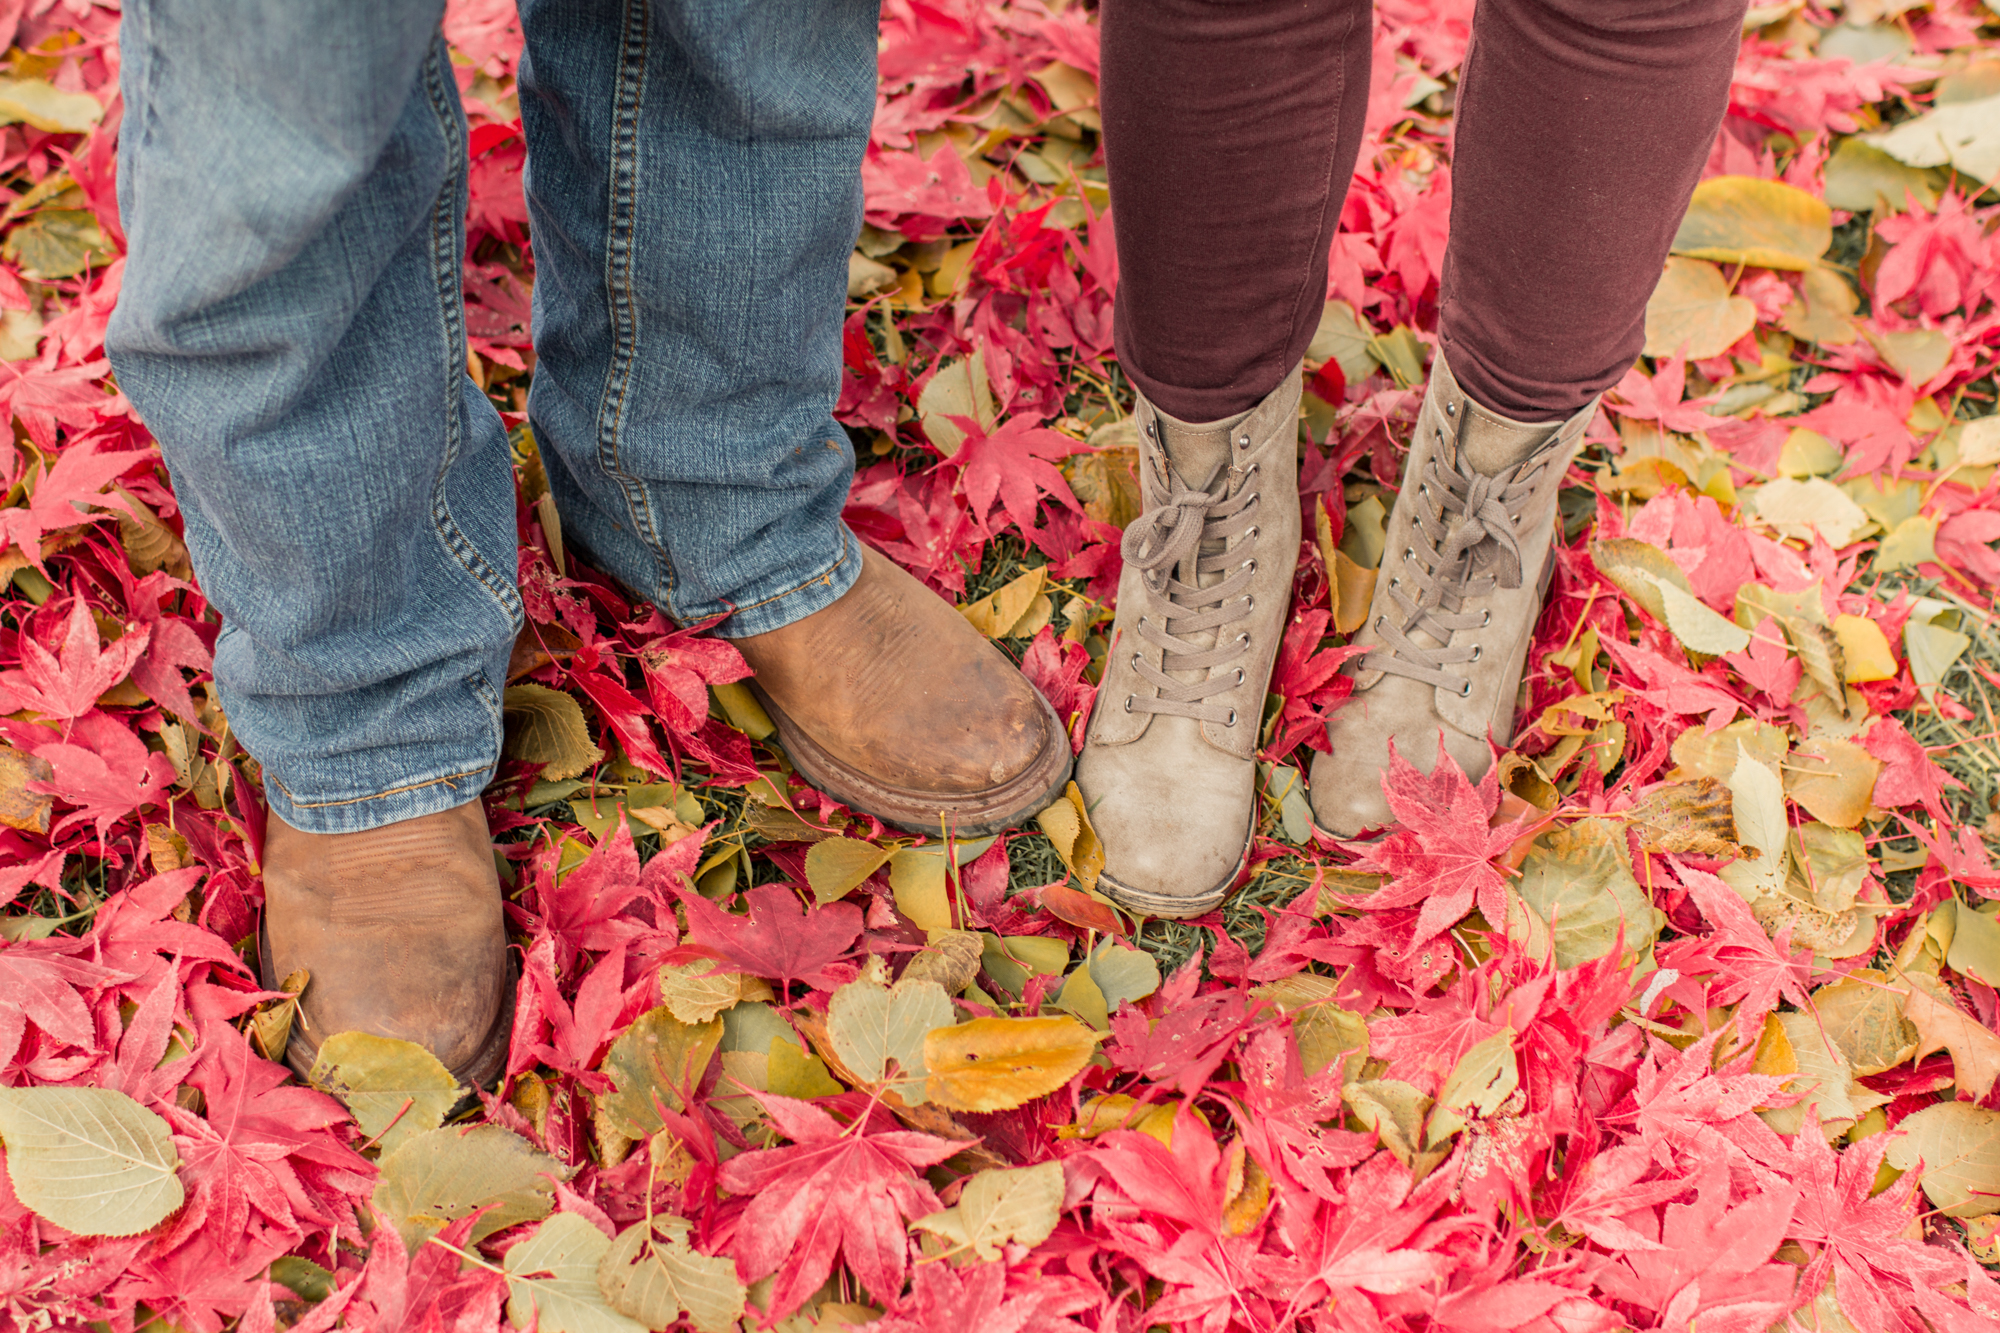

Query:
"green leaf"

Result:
[[1053, 963, 1108, 1031], [599, 1008, 724, 1141], [1508, 818, 1657, 969], [503, 683, 604, 782], [804, 837, 892, 905], [307, 1031, 463, 1157], [2, 208, 111, 280], [911, 1160, 1064, 1262], [1087, 940, 1160, 1012], [826, 977, 956, 1103], [505, 1212, 645, 1333], [0, 1086, 183, 1237], [372, 1124, 563, 1254], [597, 1215, 747, 1333]]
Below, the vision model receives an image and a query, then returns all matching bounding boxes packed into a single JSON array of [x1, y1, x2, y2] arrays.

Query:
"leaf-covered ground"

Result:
[[1, 1, 2000, 1329]]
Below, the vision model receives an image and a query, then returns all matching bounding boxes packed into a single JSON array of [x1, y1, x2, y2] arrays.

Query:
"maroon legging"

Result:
[[1100, 0, 1748, 424]]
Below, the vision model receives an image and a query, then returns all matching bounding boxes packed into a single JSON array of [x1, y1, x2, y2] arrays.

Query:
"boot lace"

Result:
[[1360, 422, 1558, 695], [1120, 456, 1261, 727]]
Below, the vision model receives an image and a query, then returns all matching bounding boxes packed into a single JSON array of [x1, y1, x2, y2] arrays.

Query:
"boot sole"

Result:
[[258, 923, 516, 1099], [1094, 836, 1249, 921], [754, 684, 1074, 838]]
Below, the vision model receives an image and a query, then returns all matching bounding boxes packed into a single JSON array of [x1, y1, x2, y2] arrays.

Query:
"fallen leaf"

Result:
[[1508, 817, 1657, 968], [307, 1031, 463, 1157], [598, 1009, 724, 1141], [1627, 778, 1742, 858], [901, 929, 983, 993], [1036, 780, 1104, 894], [804, 837, 892, 906], [1901, 973, 2000, 1102], [0, 745, 53, 834], [504, 683, 605, 782], [0, 1086, 183, 1237], [1884, 1102, 2000, 1218], [597, 1214, 746, 1333], [826, 976, 956, 1102], [1671, 175, 1832, 270], [1866, 92, 2000, 190], [925, 1015, 1098, 1112], [658, 962, 773, 1026], [0, 78, 103, 133], [505, 1211, 643, 1333], [1750, 477, 1870, 548], [371, 1123, 562, 1252], [1811, 970, 1917, 1077], [912, 1160, 1064, 1261], [1783, 738, 1880, 829], [1643, 257, 1757, 359]]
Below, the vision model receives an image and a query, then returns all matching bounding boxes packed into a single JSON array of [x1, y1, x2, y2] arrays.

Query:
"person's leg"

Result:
[[516, 0, 1071, 835], [1078, 0, 1371, 918], [1313, 0, 1746, 836], [108, 0, 513, 1081]]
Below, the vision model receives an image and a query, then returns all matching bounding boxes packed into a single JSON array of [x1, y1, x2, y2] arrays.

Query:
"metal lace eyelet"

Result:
[[1244, 594, 1255, 610], [1238, 434, 1251, 449], [1390, 577, 1399, 589], [1470, 645, 1482, 662], [1375, 616, 1385, 631], [1481, 609, 1491, 626], [1125, 695, 1135, 712], [1225, 709, 1238, 726], [1246, 525, 1259, 540], [1234, 667, 1246, 684], [1246, 559, 1258, 574], [1145, 422, 1156, 438], [1237, 633, 1250, 646], [1131, 653, 1142, 669], [1404, 547, 1415, 562], [1247, 462, 1259, 477], [1446, 402, 1457, 416], [1459, 680, 1472, 697]]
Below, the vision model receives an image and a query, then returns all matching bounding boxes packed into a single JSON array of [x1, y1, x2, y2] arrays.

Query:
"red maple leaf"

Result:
[[1593, 1164, 1799, 1329], [1614, 1030, 1791, 1175], [1657, 866, 1812, 1035], [637, 621, 750, 734], [1356, 738, 1522, 951], [0, 941, 121, 1070], [941, 415, 1087, 545], [873, 1261, 1090, 1333], [1862, 715, 1958, 823], [0, 429, 146, 559], [1266, 610, 1364, 759], [1603, 354, 1729, 434], [0, 597, 149, 721], [718, 1091, 959, 1320], [667, 883, 862, 991], [1019, 627, 1094, 754], [30, 713, 176, 841]]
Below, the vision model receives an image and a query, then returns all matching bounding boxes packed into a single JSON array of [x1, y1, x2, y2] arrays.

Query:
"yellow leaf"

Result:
[[1643, 257, 1757, 360], [767, 1035, 844, 1099], [1749, 477, 1870, 548], [1035, 780, 1105, 894], [308, 1032, 463, 1157], [0, 78, 102, 133], [887, 847, 954, 933], [1671, 175, 1832, 271], [924, 1015, 1099, 1112], [1778, 266, 1859, 347], [917, 352, 996, 456], [1812, 970, 1917, 1077], [1833, 614, 1898, 682], [803, 837, 892, 905], [1783, 738, 1880, 830], [0, 1087, 182, 1237], [1589, 538, 1688, 627], [959, 566, 1047, 639], [911, 1161, 1064, 1262], [710, 682, 774, 740]]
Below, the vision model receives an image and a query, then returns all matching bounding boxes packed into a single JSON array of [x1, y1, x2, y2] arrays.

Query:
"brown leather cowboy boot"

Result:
[[735, 544, 1072, 836], [1075, 370, 1302, 918], [261, 801, 511, 1087], [1310, 348, 1597, 837]]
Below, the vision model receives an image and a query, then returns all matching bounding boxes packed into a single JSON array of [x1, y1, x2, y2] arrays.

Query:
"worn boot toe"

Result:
[[261, 802, 511, 1089], [737, 544, 1071, 836], [1310, 672, 1497, 837]]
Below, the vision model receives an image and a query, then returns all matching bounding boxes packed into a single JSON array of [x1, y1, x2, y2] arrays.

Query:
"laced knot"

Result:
[[1360, 419, 1559, 693], [1120, 439, 1262, 728]]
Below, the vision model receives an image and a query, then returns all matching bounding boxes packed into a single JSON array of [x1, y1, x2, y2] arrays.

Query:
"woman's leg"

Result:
[[1439, 0, 1747, 420], [1079, 0, 1370, 918], [1313, 0, 1747, 838]]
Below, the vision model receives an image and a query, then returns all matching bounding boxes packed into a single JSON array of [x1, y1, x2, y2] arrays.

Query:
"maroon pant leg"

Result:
[[1100, 0, 1748, 425], [1099, 0, 1373, 424], [1440, 0, 1747, 420]]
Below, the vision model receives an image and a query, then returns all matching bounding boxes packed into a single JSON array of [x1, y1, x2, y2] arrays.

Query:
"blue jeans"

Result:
[[106, 0, 876, 833]]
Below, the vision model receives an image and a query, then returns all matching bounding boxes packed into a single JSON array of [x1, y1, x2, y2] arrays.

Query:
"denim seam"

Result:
[[724, 524, 854, 618], [593, 0, 684, 618], [419, 42, 523, 628], [269, 765, 491, 810]]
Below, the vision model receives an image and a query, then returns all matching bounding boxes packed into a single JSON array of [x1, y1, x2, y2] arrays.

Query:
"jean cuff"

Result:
[[263, 760, 496, 835], [711, 524, 862, 638]]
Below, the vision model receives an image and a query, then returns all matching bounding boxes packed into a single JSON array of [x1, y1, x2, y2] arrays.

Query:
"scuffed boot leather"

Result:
[[1310, 348, 1597, 837], [736, 544, 1071, 837], [261, 801, 512, 1088], [1076, 370, 1302, 918]]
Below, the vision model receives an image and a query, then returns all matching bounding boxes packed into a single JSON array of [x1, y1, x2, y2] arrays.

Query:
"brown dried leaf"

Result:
[[0, 746, 52, 835], [1627, 778, 1741, 858], [1783, 738, 1880, 829], [902, 929, 984, 994], [1811, 969, 1917, 1077], [1902, 973, 2000, 1103]]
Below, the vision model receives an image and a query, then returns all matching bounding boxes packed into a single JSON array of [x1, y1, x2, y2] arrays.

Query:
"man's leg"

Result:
[[1076, 0, 1371, 918], [1312, 0, 1746, 836], [517, 0, 1071, 835], [108, 0, 514, 1080]]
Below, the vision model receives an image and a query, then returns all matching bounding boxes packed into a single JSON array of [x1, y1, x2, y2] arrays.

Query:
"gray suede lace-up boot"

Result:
[[1076, 370, 1302, 918], [1310, 348, 1597, 837]]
